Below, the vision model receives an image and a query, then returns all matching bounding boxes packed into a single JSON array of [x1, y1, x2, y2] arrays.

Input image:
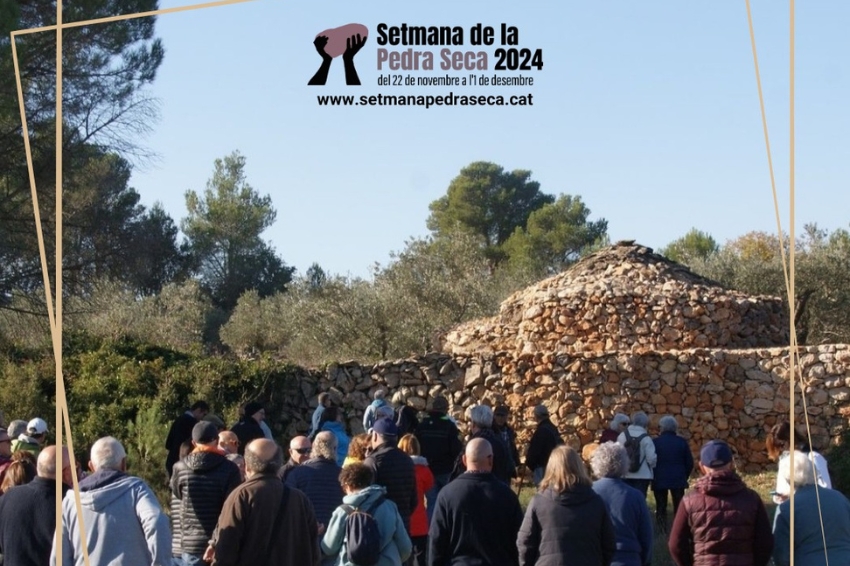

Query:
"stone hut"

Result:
[[441, 241, 788, 356]]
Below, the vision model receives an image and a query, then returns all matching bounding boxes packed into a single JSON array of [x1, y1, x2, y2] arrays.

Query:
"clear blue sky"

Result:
[[131, 0, 849, 279]]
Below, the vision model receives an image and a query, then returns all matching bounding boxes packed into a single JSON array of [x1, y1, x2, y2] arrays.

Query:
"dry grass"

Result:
[[516, 470, 778, 566]]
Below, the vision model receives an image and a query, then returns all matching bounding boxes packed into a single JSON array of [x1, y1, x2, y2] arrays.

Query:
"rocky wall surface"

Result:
[[441, 243, 788, 357], [276, 344, 850, 473]]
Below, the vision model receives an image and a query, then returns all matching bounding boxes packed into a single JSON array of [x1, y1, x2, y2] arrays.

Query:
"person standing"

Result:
[[11, 418, 49, 457], [617, 411, 657, 497], [230, 401, 267, 456], [492, 405, 521, 473], [279, 435, 312, 482], [166, 401, 210, 477], [170, 421, 242, 566], [518, 445, 616, 566], [399, 434, 435, 566], [668, 440, 773, 566], [651, 415, 693, 532], [364, 418, 418, 534], [206, 439, 321, 566], [429, 438, 523, 566], [52, 437, 172, 566], [0, 446, 72, 566], [591, 442, 653, 566], [524, 405, 562, 486], [308, 393, 332, 439], [414, 396, 462, 523]]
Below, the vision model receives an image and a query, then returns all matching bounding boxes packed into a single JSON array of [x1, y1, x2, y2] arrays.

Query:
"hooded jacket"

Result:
[[321, 484, 412, 566], [518, 484, 616, 566], [170, 449, 242, 555], [51, 469, 172, 566], [617, 425, 657, 480], [668, 469, 773, 566], [365, 442, 418, 532]]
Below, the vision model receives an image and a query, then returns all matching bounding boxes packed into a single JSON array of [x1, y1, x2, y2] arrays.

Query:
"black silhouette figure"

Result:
[[308, 33, 367, 86]]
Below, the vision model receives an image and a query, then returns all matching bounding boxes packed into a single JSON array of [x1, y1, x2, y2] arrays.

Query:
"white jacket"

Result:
[[617, 425, 657, 479]]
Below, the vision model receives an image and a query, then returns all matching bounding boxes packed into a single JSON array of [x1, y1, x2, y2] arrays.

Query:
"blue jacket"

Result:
[[321, 484, 412, 566], [592, 478, 653, 566], [51, 470, 172, 566], [773, 485, 850, 566], [285, 457, 344, 528], [321, 421, 351, 467], [651, 431, 693, 490]]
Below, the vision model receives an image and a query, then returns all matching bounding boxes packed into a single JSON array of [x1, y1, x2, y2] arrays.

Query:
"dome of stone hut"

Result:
[[442, 241, 789, 356]]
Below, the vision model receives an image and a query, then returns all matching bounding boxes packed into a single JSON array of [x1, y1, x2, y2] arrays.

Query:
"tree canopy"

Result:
[[181, 151, 294, 311]]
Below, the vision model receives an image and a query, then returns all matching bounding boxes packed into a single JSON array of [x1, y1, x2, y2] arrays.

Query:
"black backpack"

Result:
[[340, 495, 386, 566], [624, 429, 648, 473]]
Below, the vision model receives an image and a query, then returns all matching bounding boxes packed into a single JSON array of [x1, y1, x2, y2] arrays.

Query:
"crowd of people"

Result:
[[0, 399, 848, 565]]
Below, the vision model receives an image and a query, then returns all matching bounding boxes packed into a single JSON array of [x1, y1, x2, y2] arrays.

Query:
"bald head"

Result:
[[463, 438, 493, 473], [244, 438, 282, 477], [218, 431, 239, 455], [37, 445, 71, 479]]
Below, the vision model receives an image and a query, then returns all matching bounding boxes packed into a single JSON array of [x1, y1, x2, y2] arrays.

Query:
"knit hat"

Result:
[[192, 421, 220, 444], [430, 396, 448, 412]]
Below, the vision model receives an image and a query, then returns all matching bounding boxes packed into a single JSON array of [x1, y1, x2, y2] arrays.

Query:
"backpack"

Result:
[[340, 495, 386, 566], [624, 429, 648, 473]]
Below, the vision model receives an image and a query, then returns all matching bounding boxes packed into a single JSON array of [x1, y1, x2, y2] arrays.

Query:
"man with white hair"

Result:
[[285, 431, 344, 566], [452, 404, 515, 484], [51, 436, 172, 566]]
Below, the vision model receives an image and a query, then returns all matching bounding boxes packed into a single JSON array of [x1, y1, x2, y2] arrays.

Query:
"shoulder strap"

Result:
[[270, 485, 290, 538], [624, 429, 633, 441]]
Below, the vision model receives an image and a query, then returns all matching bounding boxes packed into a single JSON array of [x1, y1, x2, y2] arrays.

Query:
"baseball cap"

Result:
[[700, 440, 733, 468], [27, 418, 48, 435], [192, 421, 220, 444], [372, 417, 399, 437]]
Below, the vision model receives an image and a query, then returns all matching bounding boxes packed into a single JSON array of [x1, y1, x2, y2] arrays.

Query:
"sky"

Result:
[[124, 0, 849, 279]]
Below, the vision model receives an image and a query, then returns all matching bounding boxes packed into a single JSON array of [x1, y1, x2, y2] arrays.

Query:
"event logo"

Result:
[[308, 23, 369, 86]]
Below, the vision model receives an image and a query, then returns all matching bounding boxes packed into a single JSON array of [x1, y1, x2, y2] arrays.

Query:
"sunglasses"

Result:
[[292, 447, 311, 455]]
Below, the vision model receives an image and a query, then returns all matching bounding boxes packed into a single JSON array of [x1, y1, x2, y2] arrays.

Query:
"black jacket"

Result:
[[230, 418, 265, 455], [517, 485, 616, 566], [364, 442, 418, 532], [165, 412, 197, 476], [415, 412, 463, 476], [428, 472, 523, 566], [0, 477, 69, 566], [284, 457, 344, 528], [525, 419, 563, 471], [452, 427, 517, 484], [171, 450, 242, 555]]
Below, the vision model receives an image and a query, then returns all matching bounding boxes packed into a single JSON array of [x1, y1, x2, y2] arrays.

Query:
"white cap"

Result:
[[27, 417, 48, 435]]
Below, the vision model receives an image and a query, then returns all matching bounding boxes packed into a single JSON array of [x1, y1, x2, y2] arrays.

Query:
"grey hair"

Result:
[[469, 405, 493, 428], [631, 411, 649, 428], [90, 437, 127, 471], [591, 442, 629, 479], [7, 420, 27, 439], [244, 444, 283, 475], [312, 432, 338, 460], [659, 415, 678, 433], [374, 390, 387, 400], [779, 450, 817, 487], [609, 413, 630, 431]]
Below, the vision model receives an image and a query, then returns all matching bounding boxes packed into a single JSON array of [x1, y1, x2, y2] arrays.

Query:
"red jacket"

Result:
[[668, 469, 773, 566], [410, 455, 434, 537]]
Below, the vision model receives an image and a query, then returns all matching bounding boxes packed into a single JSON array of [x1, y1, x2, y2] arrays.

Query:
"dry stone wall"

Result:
[[442, 243, 788, 357], [276, 344, 850, 473]]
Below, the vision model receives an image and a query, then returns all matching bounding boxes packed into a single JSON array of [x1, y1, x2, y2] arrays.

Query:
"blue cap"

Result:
[[700, 440, 733, 468]]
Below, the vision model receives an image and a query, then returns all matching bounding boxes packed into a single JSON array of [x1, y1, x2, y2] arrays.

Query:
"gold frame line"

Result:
[[10, 1, 257, 565]]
